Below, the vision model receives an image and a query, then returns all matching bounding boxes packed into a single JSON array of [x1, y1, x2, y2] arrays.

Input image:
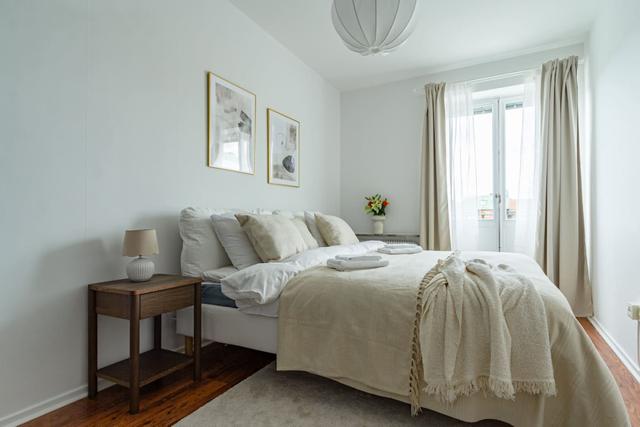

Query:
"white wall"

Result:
[[587, 0, 640, 377], [0, 0, 340, 422], [340, 44, 584, 234]]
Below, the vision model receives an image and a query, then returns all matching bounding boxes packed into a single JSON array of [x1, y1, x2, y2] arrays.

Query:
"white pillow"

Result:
[[235, 213, 307, 262], [210, 214, 262, 270], [315, 213, 359, 246], [179, 207, 231, 277], [201, 265, 239, 282], [304, 211, 327, 247], [221, 262, 300, 306]]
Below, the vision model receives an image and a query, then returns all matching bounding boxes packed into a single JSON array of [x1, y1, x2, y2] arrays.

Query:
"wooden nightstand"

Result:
[[88, 274, 202, 414]]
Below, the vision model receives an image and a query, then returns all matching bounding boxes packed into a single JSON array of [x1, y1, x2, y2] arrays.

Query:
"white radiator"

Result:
[[356, 233, 421, 245]]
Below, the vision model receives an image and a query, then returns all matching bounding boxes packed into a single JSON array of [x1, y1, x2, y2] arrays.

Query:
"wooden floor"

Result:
[[578, 318, 639, 427], [24, 319, 639, 427], [23, 343, 275, 427]]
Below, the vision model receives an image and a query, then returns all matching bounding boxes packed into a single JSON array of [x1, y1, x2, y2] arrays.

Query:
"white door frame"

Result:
[[473, 99, 501, 251], [473, 95, 525, 252]]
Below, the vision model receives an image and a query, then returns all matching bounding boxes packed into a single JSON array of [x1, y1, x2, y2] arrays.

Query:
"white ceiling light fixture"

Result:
[[331, 0, 418, 56]]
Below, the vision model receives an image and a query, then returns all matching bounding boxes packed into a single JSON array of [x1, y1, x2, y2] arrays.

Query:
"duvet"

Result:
[[275, 250, 630, 427]]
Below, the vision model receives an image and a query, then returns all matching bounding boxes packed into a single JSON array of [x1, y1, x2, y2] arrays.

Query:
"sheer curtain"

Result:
[[445, 83, 479, 250], [511, 75, 540, 257], [446, 77, 541, 255]]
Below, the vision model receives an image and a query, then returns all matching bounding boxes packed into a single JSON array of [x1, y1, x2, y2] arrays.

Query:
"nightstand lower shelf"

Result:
[[97, 349, 192, 388]]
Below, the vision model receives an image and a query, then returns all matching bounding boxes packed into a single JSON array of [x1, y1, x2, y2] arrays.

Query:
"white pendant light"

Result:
[[331, 0, 418, 56]]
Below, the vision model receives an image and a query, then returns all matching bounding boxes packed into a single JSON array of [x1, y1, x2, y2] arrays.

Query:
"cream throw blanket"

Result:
[[410, 253, 556, 413]]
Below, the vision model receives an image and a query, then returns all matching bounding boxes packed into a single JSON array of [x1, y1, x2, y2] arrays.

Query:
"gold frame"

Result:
[[207, 71, 256, 174], [267, 108, 300, 188]]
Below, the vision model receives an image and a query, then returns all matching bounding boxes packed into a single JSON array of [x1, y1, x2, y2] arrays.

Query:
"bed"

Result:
[[176, 207, 279, 353], [176, 207, 630, 427]]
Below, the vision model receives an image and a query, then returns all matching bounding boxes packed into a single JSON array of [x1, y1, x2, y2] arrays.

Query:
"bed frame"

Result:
[[177, 304, 277, 355]]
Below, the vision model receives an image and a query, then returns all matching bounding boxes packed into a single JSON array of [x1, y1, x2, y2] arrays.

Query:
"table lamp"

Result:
[[122, 229, 159, 282]]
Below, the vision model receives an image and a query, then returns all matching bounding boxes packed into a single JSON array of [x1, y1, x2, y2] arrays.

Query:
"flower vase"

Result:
[[371, 215, 385, 235]]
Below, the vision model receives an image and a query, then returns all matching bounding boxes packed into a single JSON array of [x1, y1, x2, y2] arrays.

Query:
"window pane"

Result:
[[504, 101, 533, 220], [473, 107, 494, 220]]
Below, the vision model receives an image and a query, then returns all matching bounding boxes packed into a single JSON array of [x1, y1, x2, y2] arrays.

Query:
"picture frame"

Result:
[[207, 72, 256, 174], [267, 108, 300, 187]]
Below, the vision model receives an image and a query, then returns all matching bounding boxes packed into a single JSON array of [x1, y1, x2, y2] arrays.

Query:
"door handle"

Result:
[[494, 193, 502, 204]]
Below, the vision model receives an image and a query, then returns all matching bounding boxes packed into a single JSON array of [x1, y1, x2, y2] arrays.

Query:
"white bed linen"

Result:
[[240, 299, 279, 317], [220, 241, 385, 308], [202, 265, 238, 282]]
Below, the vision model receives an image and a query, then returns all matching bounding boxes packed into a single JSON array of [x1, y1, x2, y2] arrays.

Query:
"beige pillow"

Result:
[[304, 211, 327, 247], [315, 213, 359, 246], [291, 217, 318, 250], [235, 214, 307, 262]]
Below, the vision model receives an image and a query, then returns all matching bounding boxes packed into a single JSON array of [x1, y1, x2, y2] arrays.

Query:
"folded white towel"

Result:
[[378, 244, 422, 255], [327, 258, 389, 271], [335, 254, 382, 262]]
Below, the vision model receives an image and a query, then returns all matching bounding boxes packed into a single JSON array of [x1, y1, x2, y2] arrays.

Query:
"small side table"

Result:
[[88, 274, 202, 414]]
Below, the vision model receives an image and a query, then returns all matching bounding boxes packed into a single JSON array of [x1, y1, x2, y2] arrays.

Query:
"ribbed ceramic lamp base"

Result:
[[126, 257, 155, 282]]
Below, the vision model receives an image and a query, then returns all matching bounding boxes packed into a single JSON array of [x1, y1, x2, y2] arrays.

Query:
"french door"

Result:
[[472, 96, 526, 252]]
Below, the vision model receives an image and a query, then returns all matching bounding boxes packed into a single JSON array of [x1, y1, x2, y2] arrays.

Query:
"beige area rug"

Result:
[[176, 363, 507, 426]]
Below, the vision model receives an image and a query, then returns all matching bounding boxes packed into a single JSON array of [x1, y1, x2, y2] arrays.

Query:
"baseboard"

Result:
[[0, 343, 190, 427], [0, 379, 112, 427], [588, 317, 640, 384]]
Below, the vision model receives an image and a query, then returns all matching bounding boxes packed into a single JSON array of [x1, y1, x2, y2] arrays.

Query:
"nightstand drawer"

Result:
[[96, 293, 130, 319], [140, 286, 194, 319]]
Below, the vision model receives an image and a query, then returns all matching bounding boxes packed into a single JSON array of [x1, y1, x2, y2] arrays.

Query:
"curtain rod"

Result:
[[411, 69, 533, 95], [411, 58, 585, 95]]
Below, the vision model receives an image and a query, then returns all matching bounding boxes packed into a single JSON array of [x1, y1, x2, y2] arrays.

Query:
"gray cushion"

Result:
[[210, 213, 262, 270]]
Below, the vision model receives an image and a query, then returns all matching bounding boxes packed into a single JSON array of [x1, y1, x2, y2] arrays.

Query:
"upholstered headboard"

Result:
[[178, 207, 304, 277]]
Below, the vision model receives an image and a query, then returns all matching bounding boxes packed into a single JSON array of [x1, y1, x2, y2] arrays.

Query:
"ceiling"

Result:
[[230, 0, 597, 91]]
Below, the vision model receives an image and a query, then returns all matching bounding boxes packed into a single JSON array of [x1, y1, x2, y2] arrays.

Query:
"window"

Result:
[[473, 105, 495, 221], [504, 101, 523, 220], [471, 94, 534, 251]]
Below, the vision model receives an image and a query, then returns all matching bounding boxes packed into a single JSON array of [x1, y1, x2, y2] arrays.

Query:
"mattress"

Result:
[[201, 281, 279, 317], [202, 282, 237, 308]]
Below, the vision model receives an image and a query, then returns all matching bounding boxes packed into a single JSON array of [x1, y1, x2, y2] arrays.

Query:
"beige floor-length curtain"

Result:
[[419, 83, 451, 250], [535, 56, 593, 316]]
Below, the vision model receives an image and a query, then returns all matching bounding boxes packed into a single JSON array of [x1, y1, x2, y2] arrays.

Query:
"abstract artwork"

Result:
[[208, 72, 256, 174], [267, 108, 300, 187]]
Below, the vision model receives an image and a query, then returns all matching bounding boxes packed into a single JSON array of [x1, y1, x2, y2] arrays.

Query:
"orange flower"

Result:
[[383, 200, 389, 206]]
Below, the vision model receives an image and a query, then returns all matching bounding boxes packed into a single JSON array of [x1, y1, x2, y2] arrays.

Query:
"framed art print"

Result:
[[267, 108, 300, 187], [207, 72, 256, 174]]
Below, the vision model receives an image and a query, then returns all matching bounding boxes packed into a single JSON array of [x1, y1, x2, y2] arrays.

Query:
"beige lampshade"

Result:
[[122, 229, 159, 257]]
